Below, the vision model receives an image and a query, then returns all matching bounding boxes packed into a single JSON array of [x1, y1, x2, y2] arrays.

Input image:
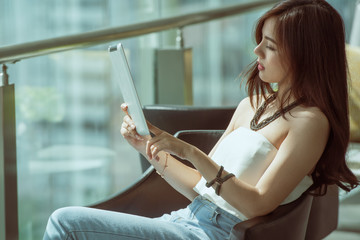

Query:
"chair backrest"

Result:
[[143, 105, 236, 135], [230, 193, 314, 240], [229, 186, 339, 240], [305, 184, 339, 240], [139, 105, 236, 171]]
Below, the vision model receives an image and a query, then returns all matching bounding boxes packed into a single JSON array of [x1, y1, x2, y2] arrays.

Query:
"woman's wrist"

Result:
[[155, 152, 169, 178]]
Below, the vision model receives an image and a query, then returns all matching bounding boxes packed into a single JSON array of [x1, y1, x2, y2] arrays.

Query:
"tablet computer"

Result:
[[108, 43, 150, 136]]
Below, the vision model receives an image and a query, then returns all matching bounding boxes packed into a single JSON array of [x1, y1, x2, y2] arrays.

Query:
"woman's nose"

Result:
[[254, 44, 264, 59]]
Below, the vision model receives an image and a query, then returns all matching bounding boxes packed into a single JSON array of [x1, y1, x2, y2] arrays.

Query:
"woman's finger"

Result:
[[123, 115, 135, 128], [146, 134, 163, 157], [146, 138, 161, 160], [150, 145, 159, 159], [121, 117, 133, 133], [123, 115, 142, 135], [125, 119, 136, 130], [121, 107, 145, 136], [121, 119, 143, 140], [120, 122, 132, 136], [147, 141, 163, 160], [147, 134, 173, 160], [121, 103, 129, 116], [146, 140, 152, 159]]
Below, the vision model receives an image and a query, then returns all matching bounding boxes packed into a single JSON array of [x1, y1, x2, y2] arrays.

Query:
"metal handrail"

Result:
[[0, 0, 277, 64]]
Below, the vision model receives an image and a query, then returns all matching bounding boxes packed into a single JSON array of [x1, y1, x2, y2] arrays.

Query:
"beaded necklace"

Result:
[[250, 94, 304, 131]]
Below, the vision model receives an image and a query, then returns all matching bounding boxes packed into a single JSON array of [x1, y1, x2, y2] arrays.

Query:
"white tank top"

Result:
[[193, 127, 313, 220]]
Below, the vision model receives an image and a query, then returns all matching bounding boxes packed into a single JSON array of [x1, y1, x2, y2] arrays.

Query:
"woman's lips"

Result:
[[257, 62, 265, 71]]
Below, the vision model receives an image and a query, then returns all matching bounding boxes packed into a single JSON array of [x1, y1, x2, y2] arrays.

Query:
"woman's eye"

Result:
[[266, 45, 276, 51]]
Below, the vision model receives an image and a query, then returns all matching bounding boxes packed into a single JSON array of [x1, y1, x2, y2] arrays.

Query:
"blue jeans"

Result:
[[43, 196, 242, 240]]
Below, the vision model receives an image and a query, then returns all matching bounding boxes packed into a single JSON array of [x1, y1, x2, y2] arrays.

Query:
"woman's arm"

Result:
[[147, 107, 330, 219], [120, 99, 247, 201], [150, 151, 202, 200], [120, 104, 201, 201]]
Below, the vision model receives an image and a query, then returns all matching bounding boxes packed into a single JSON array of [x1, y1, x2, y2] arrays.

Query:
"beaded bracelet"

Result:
[[206, 165, 235, 195], [156, 153, 169, 178]]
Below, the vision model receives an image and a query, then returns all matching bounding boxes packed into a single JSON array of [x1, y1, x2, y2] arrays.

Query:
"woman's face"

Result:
[[254, 17, 291, 88]]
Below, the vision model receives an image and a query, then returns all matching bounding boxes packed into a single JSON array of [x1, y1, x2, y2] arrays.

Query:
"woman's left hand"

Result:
[[146, 122, 194, 161]]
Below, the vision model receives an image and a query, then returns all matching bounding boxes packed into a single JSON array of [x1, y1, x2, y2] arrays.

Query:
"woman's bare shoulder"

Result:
[[231, 96, 262, 129], [291, 105, 328, 123], [239, 96, 251, 106], [288, 105, 330, 137], [236, 95, 262, 110], [234, 96, 255, 117]]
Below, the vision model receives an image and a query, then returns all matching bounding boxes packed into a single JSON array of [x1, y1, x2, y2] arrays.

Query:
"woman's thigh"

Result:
[[43, 206, 208, 240], [156, 196, 242, 240]]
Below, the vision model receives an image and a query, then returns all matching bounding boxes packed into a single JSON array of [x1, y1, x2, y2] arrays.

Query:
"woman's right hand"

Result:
[[120, 103, 150, 155]]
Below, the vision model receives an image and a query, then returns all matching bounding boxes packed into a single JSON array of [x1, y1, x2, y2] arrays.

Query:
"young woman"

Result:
[[44, 0, 359, 239]]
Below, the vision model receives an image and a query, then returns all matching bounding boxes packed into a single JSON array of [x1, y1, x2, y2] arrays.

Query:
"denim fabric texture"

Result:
[[43, 195, 242, 240]]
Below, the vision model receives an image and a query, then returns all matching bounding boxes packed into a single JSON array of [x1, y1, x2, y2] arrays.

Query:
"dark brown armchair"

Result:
[[90, 105, 338, 240]]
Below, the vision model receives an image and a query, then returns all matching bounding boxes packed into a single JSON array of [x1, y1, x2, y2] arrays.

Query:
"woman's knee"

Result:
[[51, 206, 81, 226], [44, 206, 85, 239]]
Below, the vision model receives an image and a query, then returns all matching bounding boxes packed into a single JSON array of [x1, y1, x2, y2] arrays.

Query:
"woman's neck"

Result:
[[274, 84, 296, 106]]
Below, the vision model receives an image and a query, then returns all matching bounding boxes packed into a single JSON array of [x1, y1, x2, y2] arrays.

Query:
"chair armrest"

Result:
[[230, 193, 314, 240], [89, 167, 190, 217], [89, 129, 224, 216]]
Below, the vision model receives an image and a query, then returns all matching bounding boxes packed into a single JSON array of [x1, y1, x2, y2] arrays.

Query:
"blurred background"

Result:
[[0, 0, 359, 239]]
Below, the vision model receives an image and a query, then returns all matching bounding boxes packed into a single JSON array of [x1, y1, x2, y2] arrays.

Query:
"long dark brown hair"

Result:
[[245, 0, 359, 193]]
